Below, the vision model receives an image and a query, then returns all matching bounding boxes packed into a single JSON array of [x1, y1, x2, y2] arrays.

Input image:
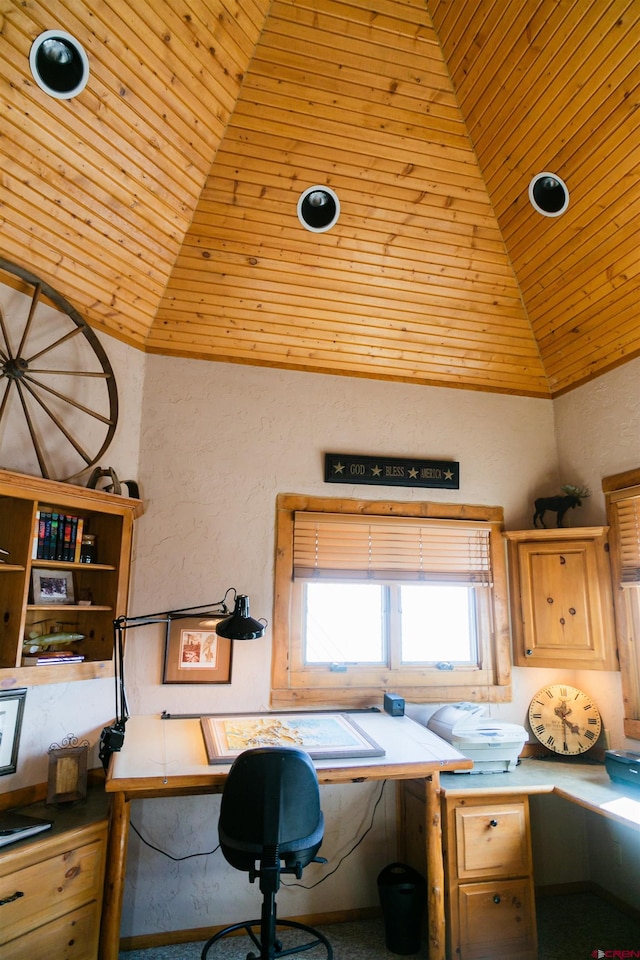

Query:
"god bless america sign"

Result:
[[324, 453, 459, 489]]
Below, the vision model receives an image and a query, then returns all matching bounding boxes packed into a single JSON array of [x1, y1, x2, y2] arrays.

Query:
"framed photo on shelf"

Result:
[[32, 569, 75, 605], [47, 735, 89, 806], [163, 616, 232, 684], [0, 688, 27, 776]]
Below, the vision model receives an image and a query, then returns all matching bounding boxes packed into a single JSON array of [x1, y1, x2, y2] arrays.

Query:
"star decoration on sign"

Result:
[[371, 465, 382, 477], [408, 467, 418, 479], [333, 462, 345, 474], [444, 469, 454, 480]]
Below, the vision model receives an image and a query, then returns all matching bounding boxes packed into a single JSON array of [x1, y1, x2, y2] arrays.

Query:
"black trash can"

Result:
[[377, 861, 426, 955]]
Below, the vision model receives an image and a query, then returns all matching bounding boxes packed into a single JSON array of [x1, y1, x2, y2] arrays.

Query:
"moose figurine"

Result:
[[533, 484, 590, 528]]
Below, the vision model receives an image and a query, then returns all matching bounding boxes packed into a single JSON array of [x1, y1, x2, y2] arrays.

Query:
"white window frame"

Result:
[[271, 494, 512, 708]]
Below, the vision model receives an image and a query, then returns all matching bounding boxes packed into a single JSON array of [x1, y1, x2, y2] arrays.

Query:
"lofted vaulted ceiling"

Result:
[[0, 0, 637, 399]]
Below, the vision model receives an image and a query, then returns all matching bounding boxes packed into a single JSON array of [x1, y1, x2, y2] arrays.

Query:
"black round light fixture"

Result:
[[297, 186, 340, 232], [29, 30, 89, 99], [528, 172, 569, 217]]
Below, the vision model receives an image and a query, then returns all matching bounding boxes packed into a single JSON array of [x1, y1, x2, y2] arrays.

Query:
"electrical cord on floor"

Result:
[[129, 819, 220, 861], [284, 779, 387, 890]]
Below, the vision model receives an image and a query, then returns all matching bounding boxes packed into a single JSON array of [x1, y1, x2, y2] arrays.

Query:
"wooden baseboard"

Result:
[[535, 880, 640, 923], [118, 905, 382, 952]]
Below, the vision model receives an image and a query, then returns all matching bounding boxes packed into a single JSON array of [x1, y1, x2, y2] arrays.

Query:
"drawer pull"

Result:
[[0, 890, 24, 907], [493, 894, 501, 904], [489, 819, 498, 827]]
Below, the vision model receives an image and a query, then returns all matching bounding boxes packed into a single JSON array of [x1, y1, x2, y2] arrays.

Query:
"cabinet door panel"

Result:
[[458, 877, 536, 960], [455, 802, 530, 879], [521, 542, 597, 658], [506, 528, 616, 670]]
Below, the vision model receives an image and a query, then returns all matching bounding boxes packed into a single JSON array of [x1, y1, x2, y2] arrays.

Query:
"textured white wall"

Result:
[[553, 355, 640, 522], [120, 356, 560, 938]]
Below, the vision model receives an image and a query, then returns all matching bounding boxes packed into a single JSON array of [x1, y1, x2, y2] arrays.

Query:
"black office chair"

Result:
[[201, 746, 333, 960]]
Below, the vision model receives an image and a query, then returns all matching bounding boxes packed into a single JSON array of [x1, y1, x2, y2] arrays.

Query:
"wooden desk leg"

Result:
[[99, 791, 130, 960], [425, 773, 445, 960]]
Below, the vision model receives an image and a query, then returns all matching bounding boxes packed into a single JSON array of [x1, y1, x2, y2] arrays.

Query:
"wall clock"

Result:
[[528, 683, 602, 756]]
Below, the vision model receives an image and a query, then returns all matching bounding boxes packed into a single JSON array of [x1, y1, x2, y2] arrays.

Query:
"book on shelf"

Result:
[[0, 810, 53, 848], [21, 651, 85, 666], [32, 509, 85, 562]]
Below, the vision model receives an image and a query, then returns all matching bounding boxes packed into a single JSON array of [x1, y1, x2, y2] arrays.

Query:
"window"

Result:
[[303, 581, 477, 665], [271, 494, 512, 707], [603, 468, 640, 740]]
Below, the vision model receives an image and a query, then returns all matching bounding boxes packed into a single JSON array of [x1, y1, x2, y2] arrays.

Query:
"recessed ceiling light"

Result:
[[297, 186, 340, 232], [528, 172, 569, 217], [29, 30, 89, 99]]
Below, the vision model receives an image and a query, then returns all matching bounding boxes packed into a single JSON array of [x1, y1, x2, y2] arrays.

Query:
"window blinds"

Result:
[[293, 511, 492, 583], [611, 489, 640, 583]]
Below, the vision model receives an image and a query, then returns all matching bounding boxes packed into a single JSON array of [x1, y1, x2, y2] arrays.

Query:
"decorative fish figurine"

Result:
[[24, 632, 85, 653]]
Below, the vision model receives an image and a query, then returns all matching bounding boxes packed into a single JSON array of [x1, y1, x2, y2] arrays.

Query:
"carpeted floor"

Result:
[[119, 892, 640, 959]]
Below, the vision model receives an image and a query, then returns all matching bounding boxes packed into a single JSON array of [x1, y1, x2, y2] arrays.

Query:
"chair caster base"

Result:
[[201, 917, 333, 960]]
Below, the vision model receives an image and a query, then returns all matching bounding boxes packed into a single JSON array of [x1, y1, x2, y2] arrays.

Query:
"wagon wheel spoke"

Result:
[[23, 373, 114, 427], [27, 368, 110, 377], [15, 381, 50, 478], [25, 325, 84, 364], [18, 377, 94, 467], [0, 378, 11, 422], [0, 304, 12, 362], [16, 282, 41, 358]]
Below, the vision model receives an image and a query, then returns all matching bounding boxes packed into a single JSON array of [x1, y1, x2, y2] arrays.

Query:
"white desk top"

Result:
[[440, 756, 640, 832], [106, 712, 471, 794]]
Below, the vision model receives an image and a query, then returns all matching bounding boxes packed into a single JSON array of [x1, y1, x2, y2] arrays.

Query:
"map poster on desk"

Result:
[[200, 713, 385, 764]]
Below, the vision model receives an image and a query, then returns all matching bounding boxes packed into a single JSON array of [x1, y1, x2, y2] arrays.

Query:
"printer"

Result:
[[427, 702, 528, 774]]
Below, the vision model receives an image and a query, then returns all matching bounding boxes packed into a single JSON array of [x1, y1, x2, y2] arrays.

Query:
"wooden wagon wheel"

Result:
[[0, 258, 118, 481]]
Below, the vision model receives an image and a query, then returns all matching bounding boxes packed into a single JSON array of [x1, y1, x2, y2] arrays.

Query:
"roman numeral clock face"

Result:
[[528, 684, 602, 756]]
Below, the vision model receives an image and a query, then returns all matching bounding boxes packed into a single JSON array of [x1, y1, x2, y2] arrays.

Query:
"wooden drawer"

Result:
[[2, 901, 99, 960], [457, 877, 536, 960], [455, 800, 530, 879], [0, 838, 105, 945]]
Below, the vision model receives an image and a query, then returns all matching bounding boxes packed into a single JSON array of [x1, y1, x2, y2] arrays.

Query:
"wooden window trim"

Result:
[[603, 467, 640, 740], [271, 494, 512, 709]]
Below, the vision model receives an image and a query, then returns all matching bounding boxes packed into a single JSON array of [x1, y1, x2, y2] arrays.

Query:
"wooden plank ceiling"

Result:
[[0, 0, 637, 398]]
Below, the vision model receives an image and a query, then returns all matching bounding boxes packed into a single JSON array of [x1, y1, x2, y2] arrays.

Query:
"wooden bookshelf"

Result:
[[0, 468, 143, 687]]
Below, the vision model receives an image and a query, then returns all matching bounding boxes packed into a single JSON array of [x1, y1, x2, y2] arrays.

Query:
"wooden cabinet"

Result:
[[504, 527, 617, 670], [399, 782, 537, 960], [0, 467, 143, 687], [0, 794, 108, 960], [443, 795, 537, 960]]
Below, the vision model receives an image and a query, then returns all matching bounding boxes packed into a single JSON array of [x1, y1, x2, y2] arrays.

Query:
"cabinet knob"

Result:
[[493, 894, 501, 904], [489, 819, 498, 827], [525, 649, 533, 656]]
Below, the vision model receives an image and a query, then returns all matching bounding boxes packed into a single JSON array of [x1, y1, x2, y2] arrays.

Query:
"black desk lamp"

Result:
[[99, 588, 265, 770]]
